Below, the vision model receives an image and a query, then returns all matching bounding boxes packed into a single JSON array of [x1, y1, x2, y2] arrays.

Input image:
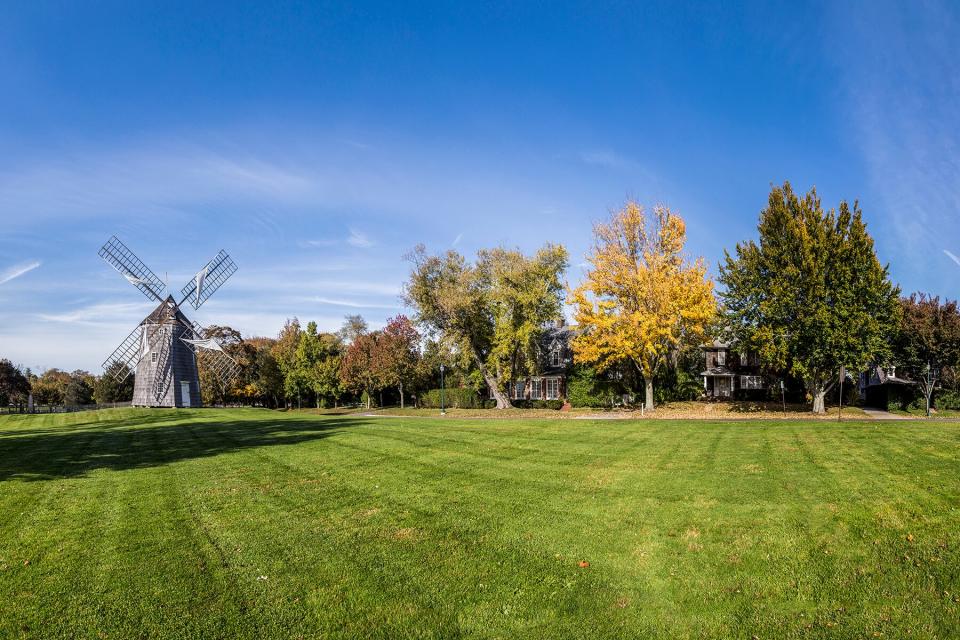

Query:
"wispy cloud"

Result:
[[299, 239, 338, 248], [37, 301, 151, 325], [945, 249, 960, 268], [347, 228, 374, 248], [311, 296, 401, 309], [831, 2, 960, 295], [0, 260, 41, 285]]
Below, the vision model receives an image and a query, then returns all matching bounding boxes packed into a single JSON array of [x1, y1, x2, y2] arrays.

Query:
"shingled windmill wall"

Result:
[[132, 297, 202, 408]]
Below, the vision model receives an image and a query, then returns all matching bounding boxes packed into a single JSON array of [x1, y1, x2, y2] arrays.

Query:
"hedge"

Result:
[[419, 388, 486, 409]]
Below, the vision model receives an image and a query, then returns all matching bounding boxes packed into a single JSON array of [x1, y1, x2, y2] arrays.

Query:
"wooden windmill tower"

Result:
[[99, 236, 240, 408]]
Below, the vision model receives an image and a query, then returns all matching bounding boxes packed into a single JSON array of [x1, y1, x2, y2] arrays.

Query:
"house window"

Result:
[[741, 375, 764, 390], [716, 350, 726, 366], [512, 381, 525, 400], [545, 378, 560, 400], [531, 379, 542, 400], [549, 349, 562, 367]]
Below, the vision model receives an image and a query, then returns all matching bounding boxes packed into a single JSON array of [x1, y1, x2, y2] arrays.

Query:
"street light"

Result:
[[440, 364, 446, 415]]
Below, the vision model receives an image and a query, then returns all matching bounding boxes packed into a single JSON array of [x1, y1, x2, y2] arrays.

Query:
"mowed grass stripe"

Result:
[[1, 409, 959, 639]]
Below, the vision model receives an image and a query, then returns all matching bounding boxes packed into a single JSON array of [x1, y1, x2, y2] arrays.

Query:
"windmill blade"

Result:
[[198, 349, 241, 389], [179, 250, 237, 310], [99, 236, 165, 301], [101, 325, 144, 381], [179, 321, 241, 389]]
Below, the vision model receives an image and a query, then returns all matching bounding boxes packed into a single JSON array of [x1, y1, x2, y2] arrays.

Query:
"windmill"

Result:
[[98, 236, 240, 407]]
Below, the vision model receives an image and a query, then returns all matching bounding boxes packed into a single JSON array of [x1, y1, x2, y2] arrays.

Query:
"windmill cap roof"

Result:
[[143, 295, 190, 324]]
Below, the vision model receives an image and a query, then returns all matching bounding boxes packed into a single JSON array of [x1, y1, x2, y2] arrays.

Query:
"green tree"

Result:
[[892, 294, 960, 414], [0, 359, 30, 407], [315, 332, 345, 407], [93, 362, 134, 404], [272, 318, 303, 408], [404, 243, 568, 409], [64, 371, 95, 406], [241, 337, 284, 408], [719, 182, 900, 413]]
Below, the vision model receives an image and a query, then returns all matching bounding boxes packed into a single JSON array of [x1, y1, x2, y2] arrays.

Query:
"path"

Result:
[[860, 407, 912, 420]]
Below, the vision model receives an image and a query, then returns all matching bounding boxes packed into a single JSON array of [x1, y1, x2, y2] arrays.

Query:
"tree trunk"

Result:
[[366, 387, 371, 410], [399, 382, 405, 409], [473, 352, 512, 409], [812, 389, 827, 414], [645, 378, 654, 410], [808, 376, 837, 414]]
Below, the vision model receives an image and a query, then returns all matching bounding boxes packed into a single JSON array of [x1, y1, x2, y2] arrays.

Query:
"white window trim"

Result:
[[545, 377, 560, 400], [530, 378, 542, 400]]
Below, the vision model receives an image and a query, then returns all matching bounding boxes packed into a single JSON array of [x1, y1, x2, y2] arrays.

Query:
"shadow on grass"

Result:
[[0, 412, 366, 482]]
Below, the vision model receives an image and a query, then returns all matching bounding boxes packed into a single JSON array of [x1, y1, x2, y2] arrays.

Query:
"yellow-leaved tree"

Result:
[[570, 202, 715, 409]]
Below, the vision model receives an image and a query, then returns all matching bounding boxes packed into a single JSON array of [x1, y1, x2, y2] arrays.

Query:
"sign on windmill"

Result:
[[98, 236, 240, 408]]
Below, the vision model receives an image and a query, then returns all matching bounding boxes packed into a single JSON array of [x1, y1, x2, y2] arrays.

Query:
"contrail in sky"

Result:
[[0, 260, 41, 285], [944, 249, 960, 268]]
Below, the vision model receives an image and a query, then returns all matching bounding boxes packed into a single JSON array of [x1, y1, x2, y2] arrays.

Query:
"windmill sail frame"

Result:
[[179, 250, 237, 310], [98, 235, 166, 302]]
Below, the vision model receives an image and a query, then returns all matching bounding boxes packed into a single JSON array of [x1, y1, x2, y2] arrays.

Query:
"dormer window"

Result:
[[549, 349, 562, 367]]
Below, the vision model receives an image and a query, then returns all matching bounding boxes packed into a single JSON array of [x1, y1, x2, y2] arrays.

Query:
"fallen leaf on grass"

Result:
[[578, 560, 590, 568]]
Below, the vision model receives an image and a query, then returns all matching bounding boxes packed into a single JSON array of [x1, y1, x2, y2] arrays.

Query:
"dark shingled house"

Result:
[[701, 341, 768, 399]]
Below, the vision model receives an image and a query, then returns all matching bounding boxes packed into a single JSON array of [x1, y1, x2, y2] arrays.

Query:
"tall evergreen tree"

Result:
[[719, 182, 900, 413]]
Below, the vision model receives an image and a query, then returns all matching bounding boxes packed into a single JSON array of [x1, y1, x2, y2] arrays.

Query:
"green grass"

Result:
[[1, 409, 959, 639]]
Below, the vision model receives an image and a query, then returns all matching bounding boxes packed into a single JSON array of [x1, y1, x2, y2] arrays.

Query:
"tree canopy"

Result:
[[404, 243, 568, 408], [570, 202, 715, 409], [719, 182, 900, 413]]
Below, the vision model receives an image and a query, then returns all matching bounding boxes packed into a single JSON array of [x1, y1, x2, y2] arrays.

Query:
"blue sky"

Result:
[[1, 1, 958, 372]]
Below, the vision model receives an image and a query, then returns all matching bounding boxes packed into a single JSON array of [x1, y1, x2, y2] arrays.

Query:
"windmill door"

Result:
[[180, 381, 191, 406]]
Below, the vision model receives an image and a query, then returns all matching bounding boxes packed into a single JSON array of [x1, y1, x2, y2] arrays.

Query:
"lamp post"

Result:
[[440, 363, 446, 415], [923, 362, 938, 418]]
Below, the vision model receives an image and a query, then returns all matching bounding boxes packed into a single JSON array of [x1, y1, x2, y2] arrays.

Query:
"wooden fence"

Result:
[[0, 402, 132, 415]]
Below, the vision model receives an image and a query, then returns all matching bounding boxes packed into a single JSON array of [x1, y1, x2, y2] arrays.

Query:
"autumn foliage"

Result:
[[569, 202, 715, 409]]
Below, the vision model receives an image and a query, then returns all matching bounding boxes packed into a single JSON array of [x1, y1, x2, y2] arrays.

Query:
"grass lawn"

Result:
[[1, 409, 959, 639]]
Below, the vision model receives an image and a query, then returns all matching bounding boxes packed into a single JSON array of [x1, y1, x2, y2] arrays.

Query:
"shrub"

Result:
[[420, 388, 484, 409], [936, 390, 960, 410], [567, 366, 612, 408], [510, 399, 564, 410]]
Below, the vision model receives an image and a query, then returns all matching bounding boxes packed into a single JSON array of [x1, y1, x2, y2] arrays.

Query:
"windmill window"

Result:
[[151, 352, 157, 363]]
